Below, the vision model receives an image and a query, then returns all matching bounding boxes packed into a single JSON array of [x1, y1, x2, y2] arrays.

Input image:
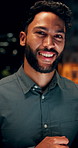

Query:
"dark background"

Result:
[[0, 0, 74, 33], [0, 0, 78, 79]]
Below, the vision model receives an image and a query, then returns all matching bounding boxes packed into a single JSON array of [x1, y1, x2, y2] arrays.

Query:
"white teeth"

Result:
[[40, 53, 54, 57]]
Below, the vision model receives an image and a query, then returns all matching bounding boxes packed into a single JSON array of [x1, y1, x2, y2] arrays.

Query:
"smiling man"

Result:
[[20, 11, 66, 88], [21, 12, 65, 75], [0, 1, 78, 148]]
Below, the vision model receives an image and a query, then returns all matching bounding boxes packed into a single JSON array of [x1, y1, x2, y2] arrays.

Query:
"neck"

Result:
[[24, 58, 56, 88]]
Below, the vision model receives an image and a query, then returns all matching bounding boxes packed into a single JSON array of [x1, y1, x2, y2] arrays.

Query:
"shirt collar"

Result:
[[15, 65, 35, 94], [16, 66, 61, 94]]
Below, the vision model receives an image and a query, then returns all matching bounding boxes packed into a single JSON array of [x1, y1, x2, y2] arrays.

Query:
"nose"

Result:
[[42, 35, 55, 50]]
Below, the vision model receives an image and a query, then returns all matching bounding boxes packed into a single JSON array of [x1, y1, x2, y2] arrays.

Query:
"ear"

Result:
[[20, 31, 27, 46]]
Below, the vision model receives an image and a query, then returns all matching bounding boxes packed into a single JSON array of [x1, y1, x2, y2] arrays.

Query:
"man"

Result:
[[0, 0, 78, 148]]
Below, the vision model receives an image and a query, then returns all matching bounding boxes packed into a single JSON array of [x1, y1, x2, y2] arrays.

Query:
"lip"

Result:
[[38, 51, 57, 58], [37, 51, 57, 64]]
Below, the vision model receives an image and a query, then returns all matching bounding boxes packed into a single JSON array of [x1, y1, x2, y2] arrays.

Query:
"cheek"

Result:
[[57, 41, 65, 54], [27, 35, 42, 50]]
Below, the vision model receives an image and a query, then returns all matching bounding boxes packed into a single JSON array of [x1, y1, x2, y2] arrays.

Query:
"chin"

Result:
[[33, 65, 55, 73]]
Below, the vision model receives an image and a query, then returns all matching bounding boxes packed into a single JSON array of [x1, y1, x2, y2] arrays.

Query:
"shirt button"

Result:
[[34, 85, 38, 88], [44, 124, 48, 128], [42, 95, 45, 100]]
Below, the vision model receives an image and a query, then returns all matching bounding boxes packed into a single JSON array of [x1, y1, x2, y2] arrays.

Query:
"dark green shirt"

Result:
[[0, 66, 78, 148]]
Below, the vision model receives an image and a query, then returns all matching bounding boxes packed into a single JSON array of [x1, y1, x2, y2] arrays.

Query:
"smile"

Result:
[[39, 53, 54, 57]]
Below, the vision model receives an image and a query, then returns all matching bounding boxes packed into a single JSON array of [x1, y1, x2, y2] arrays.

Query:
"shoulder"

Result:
[[55, 73, 78, 103], [0, 73, 17, 87], [58, 74, 78, 98], [0, 72, 19, 93], [0, 72, 23, 101], [59, 75, 78, 89], [56, 71, 78, 93]]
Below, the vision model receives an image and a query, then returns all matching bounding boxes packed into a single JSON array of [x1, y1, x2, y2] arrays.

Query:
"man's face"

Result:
[[20, 12, 66, 73]]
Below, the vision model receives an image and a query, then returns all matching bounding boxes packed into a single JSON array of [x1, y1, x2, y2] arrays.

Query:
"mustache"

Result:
[[37, 48, 58, 55]]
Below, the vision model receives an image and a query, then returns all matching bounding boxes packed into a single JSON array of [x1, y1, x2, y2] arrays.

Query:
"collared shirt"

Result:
[[0, 66, 78, 148]]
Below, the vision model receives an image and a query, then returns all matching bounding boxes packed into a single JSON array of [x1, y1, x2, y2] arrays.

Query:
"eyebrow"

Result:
[[33, 26, 65, 34], [33, 26, 48, 31], [57, 30, 65, 34]]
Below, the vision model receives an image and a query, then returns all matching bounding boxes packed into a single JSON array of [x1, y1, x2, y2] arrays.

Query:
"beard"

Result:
[[24, 44, 62, 73]]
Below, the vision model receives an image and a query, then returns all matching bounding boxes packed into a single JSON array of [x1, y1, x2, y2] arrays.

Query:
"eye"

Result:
[[35, 31, 47, 37], [54, 34, 65, 41], [55, 34, 62, 38]]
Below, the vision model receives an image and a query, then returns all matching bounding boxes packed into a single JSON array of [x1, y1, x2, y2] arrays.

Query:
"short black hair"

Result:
[[23, 0, 73, 31]]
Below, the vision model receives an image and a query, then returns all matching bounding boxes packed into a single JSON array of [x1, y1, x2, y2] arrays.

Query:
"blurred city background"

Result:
[[0, 0, 78, 83]]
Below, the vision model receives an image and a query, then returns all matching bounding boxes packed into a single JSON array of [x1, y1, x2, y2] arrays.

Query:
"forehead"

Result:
[[28, 12, 66, 31]]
